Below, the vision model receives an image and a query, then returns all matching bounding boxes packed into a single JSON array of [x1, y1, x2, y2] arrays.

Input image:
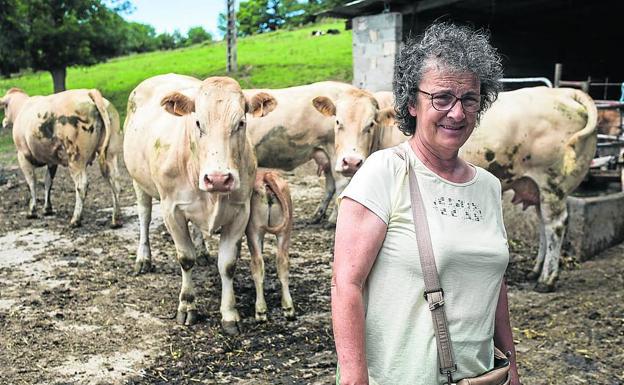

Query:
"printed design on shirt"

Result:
[[432, 196, 484, 222]]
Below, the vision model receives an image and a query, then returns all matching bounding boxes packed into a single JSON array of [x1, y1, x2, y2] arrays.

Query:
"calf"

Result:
[[246, 168, 295, 321], [123, 74, 276, 334], [0, 88, 122, 227]]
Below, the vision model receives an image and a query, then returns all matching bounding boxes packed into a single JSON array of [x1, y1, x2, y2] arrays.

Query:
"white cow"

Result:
[[123, 74, 276, 334], [0, 87, 122, 227], [327, 86, 598, 292]]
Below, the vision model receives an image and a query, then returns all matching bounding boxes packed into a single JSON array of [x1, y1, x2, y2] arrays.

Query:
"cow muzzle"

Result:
[[201, 171, 237, 192], [336, 155, 364, 177]]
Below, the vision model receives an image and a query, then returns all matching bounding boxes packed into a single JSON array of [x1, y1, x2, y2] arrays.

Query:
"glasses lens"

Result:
[[431, 94, 455, 110], [462, 97, 481, 112]]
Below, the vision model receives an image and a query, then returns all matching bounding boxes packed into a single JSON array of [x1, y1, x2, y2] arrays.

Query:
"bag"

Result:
[[398, 146, 511, 385], [455, 347, 510, 385]]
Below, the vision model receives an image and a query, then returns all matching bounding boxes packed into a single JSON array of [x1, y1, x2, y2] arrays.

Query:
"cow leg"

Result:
[[325, 174, 349, 227], [133, 180, 153, 275], [218, 215, 248, 335], [527, 204, 547, 281], [534, 200, 567, 292], [310, 149, 335, 224], [17, 152, 37, 219], [163, 206, 198, 326], [99, 154, 122, 228], [68, 166, 88, 227], [190, 222, 210, 266], [246, 224, 268, 322], [276, 231, 295, 319], [43, 165, 57, 215]]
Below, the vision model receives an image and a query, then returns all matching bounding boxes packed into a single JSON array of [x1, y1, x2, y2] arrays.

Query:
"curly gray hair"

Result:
[[393, 22, 503, 135]]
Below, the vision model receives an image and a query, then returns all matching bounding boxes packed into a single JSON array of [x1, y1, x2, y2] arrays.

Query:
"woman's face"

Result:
[[408, 69, 480, 156]]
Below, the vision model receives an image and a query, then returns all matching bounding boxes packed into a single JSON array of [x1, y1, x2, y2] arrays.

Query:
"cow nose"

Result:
[[203, 172, 234, 192], [341, 156, 363, 174]]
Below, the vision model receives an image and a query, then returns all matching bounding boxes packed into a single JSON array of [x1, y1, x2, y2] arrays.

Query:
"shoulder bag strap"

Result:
[[396, 146, 458, 383]]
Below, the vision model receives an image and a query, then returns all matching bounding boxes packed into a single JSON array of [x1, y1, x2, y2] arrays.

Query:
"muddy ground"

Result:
[[0, 157, 622, 385]]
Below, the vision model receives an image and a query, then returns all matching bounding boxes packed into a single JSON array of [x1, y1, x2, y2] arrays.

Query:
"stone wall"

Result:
[[352, 12, 402, 92]]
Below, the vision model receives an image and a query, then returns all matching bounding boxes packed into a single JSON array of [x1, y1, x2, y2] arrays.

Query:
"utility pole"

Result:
[[226, 0, 237, 73]]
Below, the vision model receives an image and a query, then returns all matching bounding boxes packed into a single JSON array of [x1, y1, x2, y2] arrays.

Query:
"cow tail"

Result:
[[262, 171, 292, 234], [562, 89, 598, 176], [88, 89, 112, 164]]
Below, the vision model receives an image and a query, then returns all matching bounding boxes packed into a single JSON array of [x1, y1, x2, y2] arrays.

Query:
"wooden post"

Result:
[[226, 0, 237, 73]]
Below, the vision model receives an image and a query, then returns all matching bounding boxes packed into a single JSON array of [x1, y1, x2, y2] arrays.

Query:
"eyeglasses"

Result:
[[417, 89, 481, 113]]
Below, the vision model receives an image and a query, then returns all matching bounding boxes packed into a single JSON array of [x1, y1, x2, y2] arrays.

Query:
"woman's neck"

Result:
[[408, 135, 474, 183]]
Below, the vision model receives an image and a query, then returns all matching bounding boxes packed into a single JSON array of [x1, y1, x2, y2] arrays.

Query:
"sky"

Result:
[[122, 0, 226, 39]]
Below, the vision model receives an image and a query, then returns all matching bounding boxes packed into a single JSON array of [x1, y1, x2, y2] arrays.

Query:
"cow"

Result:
[[0, 87, 122, 227], [325, 86, 598, 292], [244, 81, 357, 223], [123, 74, 277, 334], [246, 168, 295, 321]]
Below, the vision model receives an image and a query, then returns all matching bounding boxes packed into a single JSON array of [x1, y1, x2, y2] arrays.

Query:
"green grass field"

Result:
[[0, 19, 352, 163]]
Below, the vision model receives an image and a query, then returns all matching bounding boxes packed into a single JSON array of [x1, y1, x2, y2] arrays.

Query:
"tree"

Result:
[[122, 22, 158, 54], [0, 0, 30, 76], [156, 32, 176, 50], [186, 26, 212, 46], [0, 0, 130, 93]]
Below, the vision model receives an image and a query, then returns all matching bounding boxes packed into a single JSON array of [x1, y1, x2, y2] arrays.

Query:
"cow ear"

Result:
[[160, 92, 195, 116], [312, 96, 336, 117], [376, 107, 396, 127], [247, 92, 277, 118]]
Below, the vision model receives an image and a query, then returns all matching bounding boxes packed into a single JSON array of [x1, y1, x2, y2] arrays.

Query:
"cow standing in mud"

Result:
[[323, 86, 597, 292], [246, 168, 295, 321], [123, 74, 276, 334], [244, 81, 359, 223], [0, 88, 122, 227]]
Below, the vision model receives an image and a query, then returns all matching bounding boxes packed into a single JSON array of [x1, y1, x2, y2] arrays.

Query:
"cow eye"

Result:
[[196, 120, 205, 137], [234, 119, 245, 133]]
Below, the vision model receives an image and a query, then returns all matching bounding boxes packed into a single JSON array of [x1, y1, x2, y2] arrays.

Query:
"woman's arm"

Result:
[[494, 280, 521, 385], [332, 197, 388, 385]]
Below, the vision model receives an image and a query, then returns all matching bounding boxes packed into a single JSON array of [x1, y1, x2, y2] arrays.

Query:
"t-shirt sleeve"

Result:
[[339, 150, 397, 224]]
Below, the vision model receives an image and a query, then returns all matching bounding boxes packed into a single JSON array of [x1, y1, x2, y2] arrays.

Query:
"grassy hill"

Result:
[[0, 20, 352, 161]]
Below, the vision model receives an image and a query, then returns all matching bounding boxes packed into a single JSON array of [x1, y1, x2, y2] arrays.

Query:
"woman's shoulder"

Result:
[[362, 146, 407, 176], [473, 165, 503, 192]]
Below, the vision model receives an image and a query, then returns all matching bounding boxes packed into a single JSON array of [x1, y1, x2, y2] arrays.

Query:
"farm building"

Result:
[[324, 0, 624, 99]]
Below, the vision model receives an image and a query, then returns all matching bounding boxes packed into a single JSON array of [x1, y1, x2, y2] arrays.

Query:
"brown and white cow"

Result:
[[329, 86, 598, 292], [246, 168, 295, 321], [123, 74, 276, 334], [244, 81, 357, 223], [0, 87, 122, 227]]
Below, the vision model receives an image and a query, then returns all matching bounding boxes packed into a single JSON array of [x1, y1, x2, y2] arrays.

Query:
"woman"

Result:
[[331, 22, 520, 385]]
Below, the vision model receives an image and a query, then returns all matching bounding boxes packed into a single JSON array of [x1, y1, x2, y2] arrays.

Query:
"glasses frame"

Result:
[[417, 88, 482, 113]]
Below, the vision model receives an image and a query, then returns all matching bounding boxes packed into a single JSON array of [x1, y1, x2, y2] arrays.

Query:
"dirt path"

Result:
[[0, 161, 622, 385]]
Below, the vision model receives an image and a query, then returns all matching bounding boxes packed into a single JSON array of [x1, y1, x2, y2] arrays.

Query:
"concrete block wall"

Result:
[[502, 191, 624, 260], [352, 12, 402, 92]]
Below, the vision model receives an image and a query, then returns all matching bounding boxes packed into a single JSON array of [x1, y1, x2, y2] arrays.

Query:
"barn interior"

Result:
[[324, 0, 624, 100]]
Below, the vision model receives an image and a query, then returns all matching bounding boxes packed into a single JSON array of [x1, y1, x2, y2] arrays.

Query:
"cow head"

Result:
[[160, 77, 276, 193], [313, 89, 395, 176], [0, 88, 28, 128]]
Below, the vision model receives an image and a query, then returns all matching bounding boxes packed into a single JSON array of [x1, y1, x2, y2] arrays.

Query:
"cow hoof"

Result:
[[283, 308, 296, 320], [308, 212, 325, 225], [322, 221, 336, 230], [70, 220, 82, 228], [43, 209, 55, 216], [109, 221, 123, 229], [255, 312, 268, 322], [26, 212, 37, 219], [176, 309, 198, 325], [222, 320, 240, 335], [526, 271, 539, 281], [133, 260, 153, 275], [534, 282, 555, 293]]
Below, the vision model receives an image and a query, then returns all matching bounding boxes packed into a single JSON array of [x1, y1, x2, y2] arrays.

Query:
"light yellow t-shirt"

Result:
[[338, 142, 509, 385]]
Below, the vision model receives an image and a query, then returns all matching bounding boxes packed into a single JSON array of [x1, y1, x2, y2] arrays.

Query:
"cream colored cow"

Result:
[[123, 74, 276, 334], [0, 87, 122, 227], [244, 81, 356, 223], [246, 168, 295, 321], [330, 86, 598, 292]]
